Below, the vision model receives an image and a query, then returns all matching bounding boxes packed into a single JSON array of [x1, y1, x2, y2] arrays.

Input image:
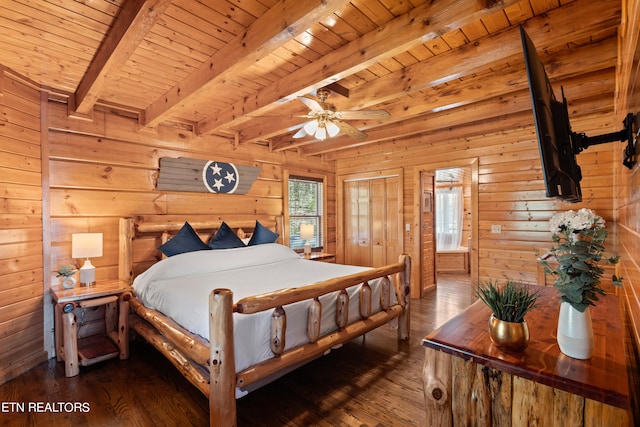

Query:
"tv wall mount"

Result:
[[571, 112, 638, 170]]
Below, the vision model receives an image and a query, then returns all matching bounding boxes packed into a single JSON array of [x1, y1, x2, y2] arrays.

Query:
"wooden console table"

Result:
[[422, 285, 631, 426]]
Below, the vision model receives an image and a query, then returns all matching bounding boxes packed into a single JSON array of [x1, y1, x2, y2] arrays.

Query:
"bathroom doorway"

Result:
[[433, 167, 472, 277], [414, 159, 478, 297]]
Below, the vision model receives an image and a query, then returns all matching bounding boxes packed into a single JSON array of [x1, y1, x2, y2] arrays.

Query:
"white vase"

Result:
[[556, 301, 594, 359], [61, 276, 76, 289]]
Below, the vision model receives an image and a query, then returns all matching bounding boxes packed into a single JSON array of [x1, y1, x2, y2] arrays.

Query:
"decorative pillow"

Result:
[[208, 222, 246, 249], [248, 220, 280, 245], [159, 222, 211, 257]]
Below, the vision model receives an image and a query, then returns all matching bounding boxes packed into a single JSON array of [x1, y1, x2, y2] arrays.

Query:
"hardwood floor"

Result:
[[0, 274, 474, 427]]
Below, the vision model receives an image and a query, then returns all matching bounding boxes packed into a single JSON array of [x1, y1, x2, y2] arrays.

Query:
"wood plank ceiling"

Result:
[[0, 0, 623, 157]]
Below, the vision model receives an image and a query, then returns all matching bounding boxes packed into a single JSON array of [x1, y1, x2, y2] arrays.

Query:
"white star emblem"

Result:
[[225, 171, 236, 183], [210, 163, 222, 175], [213, 179, 224, 191]]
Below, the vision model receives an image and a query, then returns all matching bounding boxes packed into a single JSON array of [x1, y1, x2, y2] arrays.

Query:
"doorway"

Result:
[[433, 167, 472, 276], [412, 159, 478, 298]]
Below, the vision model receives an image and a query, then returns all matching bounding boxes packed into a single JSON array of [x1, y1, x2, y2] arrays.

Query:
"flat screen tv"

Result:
[[521, 26, 637, 203], [520, 26, 582, 202]]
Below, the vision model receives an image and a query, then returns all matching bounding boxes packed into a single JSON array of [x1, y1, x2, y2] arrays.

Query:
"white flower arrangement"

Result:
[[548, 208, 605, 242], [539, 209, 622, 312]]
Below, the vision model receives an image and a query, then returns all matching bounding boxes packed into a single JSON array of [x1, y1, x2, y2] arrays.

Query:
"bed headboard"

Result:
[[118, 214, 283, 284]]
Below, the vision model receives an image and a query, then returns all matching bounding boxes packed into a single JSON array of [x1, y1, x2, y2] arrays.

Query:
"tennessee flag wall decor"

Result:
[[156, 157, 259, 194]]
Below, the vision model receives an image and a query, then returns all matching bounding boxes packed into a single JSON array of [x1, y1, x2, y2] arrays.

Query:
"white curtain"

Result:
[[436, 186, 463, 250]]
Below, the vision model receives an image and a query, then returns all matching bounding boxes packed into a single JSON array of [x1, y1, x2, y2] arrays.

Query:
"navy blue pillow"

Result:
[[159, 222, 211, 257], [208, 222, 246, 249], [248, 221, 279, 245]]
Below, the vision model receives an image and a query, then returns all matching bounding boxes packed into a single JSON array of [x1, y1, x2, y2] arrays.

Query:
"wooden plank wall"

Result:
[[45, 101, 336, 283], [0, 77, 336, 385], [0, 67, 48, 384], [333, 117, 618, 289], [616, 0, 640, 421]]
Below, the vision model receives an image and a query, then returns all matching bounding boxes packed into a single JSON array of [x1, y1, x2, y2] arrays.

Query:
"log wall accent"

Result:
[[0, 67, 48, 384]]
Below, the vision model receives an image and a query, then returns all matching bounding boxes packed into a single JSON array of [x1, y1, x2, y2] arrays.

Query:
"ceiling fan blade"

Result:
[[293, 127, 308, 138], [297, 96, 325, 112], [334, 120, 368, 139], [335, 110, 390, 120]]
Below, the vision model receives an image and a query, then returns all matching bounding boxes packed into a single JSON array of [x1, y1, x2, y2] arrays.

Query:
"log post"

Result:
[[105, 301, 117, 333], [336, 290, 349, 328], [209, 289, 236, 427], [423, 347, 452, 427], [380, 277, 391, 310], [54, 302, 64, 362], [61, 302, 79, 377], [360, 282, 372, 319], [397, 254, 411, 340], [271, 306, 286, 355], [307, 298, 321, 342], [118, 292, 131, 359], [118, 218, 134, 285]]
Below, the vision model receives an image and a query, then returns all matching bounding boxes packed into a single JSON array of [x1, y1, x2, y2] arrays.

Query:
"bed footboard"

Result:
[[209, 254, 411, 426]]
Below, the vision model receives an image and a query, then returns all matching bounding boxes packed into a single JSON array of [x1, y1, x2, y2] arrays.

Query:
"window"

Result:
[[288, 176, 323, 250], [435, 186, 463, 250]]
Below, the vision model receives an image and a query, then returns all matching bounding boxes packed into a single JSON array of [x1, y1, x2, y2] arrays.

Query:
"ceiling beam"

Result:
[[300, 70, 617, 156], [142, 0, 352, 128], [342, 0, 620, 110], [242, 0, 621, 148], [322, 109, 617, 163], [196, 0, 522, 136], [73, 0, 171, 116], [267, 38, 618, 152]]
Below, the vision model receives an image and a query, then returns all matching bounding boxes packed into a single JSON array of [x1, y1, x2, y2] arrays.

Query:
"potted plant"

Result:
[[538, 208, 622, 359], [57, 265, 77, 289], [475, 279, 540, 351]]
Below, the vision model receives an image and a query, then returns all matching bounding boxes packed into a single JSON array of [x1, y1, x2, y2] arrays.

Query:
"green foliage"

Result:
[[475, 279, 540, 323], [539, 209, 622, 313], [56, 265, 76, 277]]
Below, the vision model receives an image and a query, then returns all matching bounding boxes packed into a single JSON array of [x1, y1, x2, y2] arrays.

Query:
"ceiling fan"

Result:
[[292, 88, 390, 140]]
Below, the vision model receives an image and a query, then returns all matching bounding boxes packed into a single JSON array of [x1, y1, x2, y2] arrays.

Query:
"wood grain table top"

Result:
[[422, 285, 629, 409], [51, 279, 130, 304]]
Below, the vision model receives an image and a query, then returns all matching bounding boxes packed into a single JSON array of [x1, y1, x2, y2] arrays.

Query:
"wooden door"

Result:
[[344, 179, 371, 266], [377, 176, 401, 266], [342, 174, 402, 268], [421, 171, 436, 293]]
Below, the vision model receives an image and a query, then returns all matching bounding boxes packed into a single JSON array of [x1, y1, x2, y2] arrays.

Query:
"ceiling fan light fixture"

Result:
[[315, 126, 327, 140], [327, 120, 340, 137], [303, 120, 318, 134]]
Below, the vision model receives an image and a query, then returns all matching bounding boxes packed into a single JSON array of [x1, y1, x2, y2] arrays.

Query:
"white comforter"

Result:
[[133, 243, 395, 373]]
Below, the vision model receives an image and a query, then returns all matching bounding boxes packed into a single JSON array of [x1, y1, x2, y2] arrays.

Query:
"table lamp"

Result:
[[300, 224, 314, 257], [72, 233, 103, 286]]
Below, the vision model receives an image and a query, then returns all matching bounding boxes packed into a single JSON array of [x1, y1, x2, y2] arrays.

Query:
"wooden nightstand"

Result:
[[51, 279, 131, 377], [302, 252, 335, 262]]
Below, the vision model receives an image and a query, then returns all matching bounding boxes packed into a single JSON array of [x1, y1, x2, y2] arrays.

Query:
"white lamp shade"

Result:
[[300, 224, 314, 240], [315, 126, 327, 140], [72, 233, 103, 258]]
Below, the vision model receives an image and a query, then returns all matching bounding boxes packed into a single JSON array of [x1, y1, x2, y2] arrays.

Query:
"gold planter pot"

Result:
[[488, 315, 530, 352]]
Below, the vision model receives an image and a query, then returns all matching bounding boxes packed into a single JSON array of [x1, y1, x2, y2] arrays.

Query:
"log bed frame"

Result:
[[118, 214, 411, 426]]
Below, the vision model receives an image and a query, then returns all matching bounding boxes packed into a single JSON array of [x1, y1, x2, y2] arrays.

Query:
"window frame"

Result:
[[284, 171, 327, 252]]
